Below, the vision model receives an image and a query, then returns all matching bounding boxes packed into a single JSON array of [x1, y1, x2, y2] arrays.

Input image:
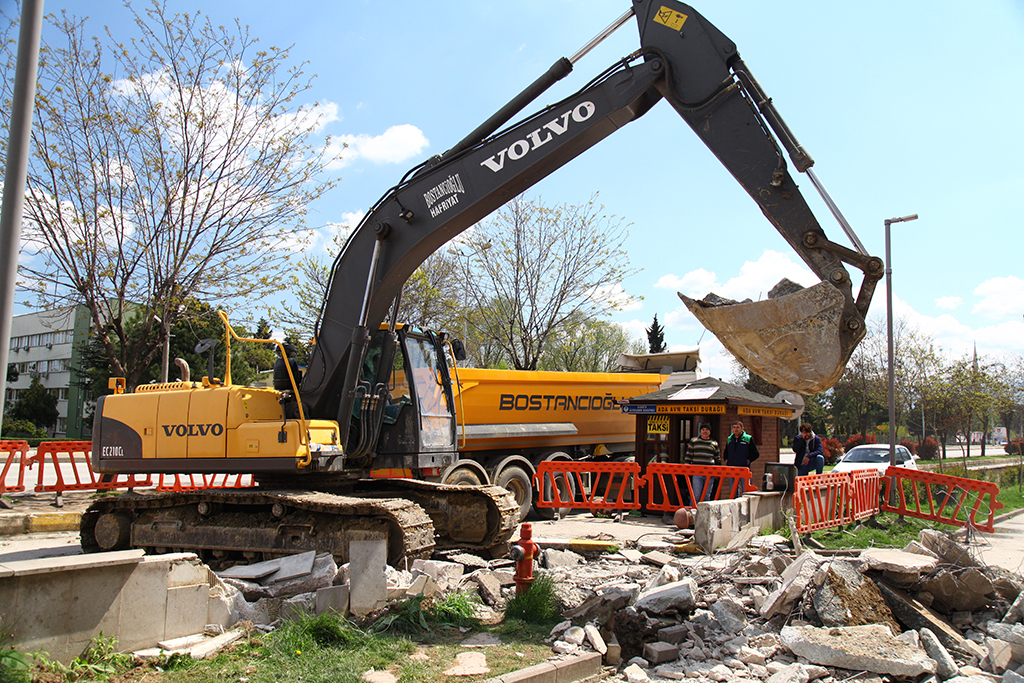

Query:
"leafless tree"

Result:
[[460, 194, 636, 371], [0, 2, 338, 389]]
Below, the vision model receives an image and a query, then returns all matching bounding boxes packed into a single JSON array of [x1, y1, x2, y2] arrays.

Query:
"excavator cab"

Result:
[[352, 326, 458, 476]]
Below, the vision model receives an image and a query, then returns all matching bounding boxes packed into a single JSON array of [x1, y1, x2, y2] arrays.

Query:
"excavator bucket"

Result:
[[679, 281, 854, 396]]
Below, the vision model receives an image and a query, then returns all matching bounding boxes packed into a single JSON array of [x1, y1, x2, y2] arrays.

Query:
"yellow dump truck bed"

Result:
[[451, 368, 664, 452]]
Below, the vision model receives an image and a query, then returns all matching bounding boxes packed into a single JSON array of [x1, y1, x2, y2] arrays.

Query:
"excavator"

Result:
[[82, 0, 883, 566]]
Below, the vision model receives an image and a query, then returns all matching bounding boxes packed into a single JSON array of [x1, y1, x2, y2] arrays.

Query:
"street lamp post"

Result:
[[885, 213, 918, 470]]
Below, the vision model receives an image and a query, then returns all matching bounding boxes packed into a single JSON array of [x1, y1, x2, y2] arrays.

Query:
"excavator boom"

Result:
[[302, 0, 880, 428]]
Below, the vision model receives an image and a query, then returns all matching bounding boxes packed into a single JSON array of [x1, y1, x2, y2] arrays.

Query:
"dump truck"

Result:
[[82, 0, 882, 566]]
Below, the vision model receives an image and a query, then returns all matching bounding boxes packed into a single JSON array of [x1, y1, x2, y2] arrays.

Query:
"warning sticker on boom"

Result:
[[654, 7, 688, 31]]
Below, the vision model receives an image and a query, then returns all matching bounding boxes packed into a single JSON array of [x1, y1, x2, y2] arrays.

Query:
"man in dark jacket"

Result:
[[723, 420, 759, 495], [794, 423, 825, 476]]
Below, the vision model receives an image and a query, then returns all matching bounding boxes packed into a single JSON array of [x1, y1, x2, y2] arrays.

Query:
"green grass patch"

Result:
[[503, 574, 560, 624]]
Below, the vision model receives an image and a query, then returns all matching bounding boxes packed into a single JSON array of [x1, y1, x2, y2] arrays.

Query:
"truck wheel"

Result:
[[443, 466, 483, 487], [496, 464, 533, 522]]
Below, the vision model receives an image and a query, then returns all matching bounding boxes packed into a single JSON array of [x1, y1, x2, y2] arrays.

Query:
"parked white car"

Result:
[[831, 444, 918, 475]]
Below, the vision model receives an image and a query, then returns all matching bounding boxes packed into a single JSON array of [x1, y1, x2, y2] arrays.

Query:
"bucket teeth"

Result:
[[679, 281, 854, 395]]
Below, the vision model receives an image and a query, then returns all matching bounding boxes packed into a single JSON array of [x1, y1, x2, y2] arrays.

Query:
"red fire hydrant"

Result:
[[510, 522, 539, 595]]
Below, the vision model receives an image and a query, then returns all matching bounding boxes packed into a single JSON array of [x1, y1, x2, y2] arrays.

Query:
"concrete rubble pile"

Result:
[[532, 528, 1024, 683], [141, 525, 1024, 682]]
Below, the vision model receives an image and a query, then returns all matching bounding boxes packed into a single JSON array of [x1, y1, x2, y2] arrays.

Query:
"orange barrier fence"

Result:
[[880, 466, 1003, 533], [28, 441, 153, 504], [850, 469, 883, 522], [1, 440, 31, 495], [11, 441, 258, 505], [533, 460, 643, 511], [642, 463, 755, 512], [156, 473, 255, 492], [793, 471, 857, 533]]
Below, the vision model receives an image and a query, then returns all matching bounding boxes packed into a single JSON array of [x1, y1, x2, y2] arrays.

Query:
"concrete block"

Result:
[[281, 594, 313, 622], [167, 557, 210, 588], [554, 651, 602, 682], [605, 634, 622, 666], [657, 624, 689, 644], [65, 563, 131, 655], [495, 661, 557, 683], [644, 641, 680, 664], [164, 584, 210, 640], [349, 536, 387, 616], [316, 585, 349, 616]]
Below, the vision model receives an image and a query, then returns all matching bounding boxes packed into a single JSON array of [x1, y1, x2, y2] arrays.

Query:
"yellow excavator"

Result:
[[82, 0, 882, 566]]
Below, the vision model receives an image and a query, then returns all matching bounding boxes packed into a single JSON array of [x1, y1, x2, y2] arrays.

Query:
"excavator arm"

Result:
[[300, 0, 882, 431]]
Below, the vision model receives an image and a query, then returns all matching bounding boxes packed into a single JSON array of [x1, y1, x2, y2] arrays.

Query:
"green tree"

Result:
[[646, 314, 667, 354], [2, 2, 338, 391], [77, 300, 271, 396], [539, 318, 644, 372], [8, 376, 59, 431]]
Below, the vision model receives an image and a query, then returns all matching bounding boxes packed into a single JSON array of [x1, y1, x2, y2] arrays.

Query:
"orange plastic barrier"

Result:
[[880, 466, 1003, 533], [642, 463, 755, 512], [793, 471, 853, 533], [29, 441, 152, 505], [156, 473, 255, 492], [849, 469, 883, 522], [0, 440, 31, 495], [533, 460, 642, 511]]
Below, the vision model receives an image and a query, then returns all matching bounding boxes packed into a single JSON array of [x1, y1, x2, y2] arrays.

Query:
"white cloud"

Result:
[[935, 296, 962, 310], [972, 276, 1024, 320], [619, 318, 651, 344], [328, 124, 429, 168], [655, 250, 816, 303]]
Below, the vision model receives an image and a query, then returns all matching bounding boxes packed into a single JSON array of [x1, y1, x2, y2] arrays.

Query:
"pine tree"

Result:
[[646, 314, 667, 354]]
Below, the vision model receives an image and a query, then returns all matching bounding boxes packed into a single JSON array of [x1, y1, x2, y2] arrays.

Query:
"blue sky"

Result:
[[25, 0, 1024, 381]]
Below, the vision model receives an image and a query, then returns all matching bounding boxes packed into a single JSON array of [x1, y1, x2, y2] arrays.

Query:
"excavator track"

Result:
[[80, 488, 435, 568], [353, 479, 520, 552], [79, 481, 519, 568]]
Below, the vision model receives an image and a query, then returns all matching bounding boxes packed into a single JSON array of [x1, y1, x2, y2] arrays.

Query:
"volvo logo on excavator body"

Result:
[[479, 101, 596, 173], [161, 423, 225, 437]]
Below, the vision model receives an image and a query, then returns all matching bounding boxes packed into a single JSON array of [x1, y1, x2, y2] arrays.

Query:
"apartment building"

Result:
[[6, 305, 92, 438]]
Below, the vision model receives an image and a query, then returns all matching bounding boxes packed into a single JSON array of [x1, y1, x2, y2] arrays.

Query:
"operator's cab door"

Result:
[[376, 328, 457, 467]]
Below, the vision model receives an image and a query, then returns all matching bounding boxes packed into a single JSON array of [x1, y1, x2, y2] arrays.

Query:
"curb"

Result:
[[483, 652, 602, 683], [0, 511, 82, 536]]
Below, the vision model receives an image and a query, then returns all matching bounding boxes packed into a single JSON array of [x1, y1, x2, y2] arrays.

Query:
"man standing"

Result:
[[794, 423, 825, 476], [685, 423, 719, 502], [723, 420, 759, 495]]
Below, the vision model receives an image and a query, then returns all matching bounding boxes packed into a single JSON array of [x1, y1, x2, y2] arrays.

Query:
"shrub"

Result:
[[917, 437, 939, 460], [844, 433, 877, 452], [822, 438, 843, 465], [1005, 438, 1024, 456], [899, 439, 917, 455], [0, 418, 46, 439]]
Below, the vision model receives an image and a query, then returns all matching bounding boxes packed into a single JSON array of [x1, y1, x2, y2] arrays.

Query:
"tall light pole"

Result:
[[885, 213, 918, 469]]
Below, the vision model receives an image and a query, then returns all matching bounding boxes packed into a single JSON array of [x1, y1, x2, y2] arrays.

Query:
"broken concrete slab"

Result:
[[813, 559, 899, 632], [584, 623, 607, 655], [542, 548, 583, 568], [780, 624, 936, 677], [920, 627, 959, 679], [923, 569, 994, 612], [919, 529, 982, 569], [316, 584, 349, 616], [861, 547, 939, 574], [410, 559, 464, 591], [472, 570, 503, 606], [643, 641, 679, 664], [350, 536, 387, 617], [443, 651, 489, 676], [634, 578, 698, 616], [184, 628, 245, 659], [640, 550, 676, 567], [761, 551, 823, 619]]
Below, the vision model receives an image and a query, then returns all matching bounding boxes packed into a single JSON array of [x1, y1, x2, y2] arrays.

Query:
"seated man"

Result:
[[794, 423, 825, 476]]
